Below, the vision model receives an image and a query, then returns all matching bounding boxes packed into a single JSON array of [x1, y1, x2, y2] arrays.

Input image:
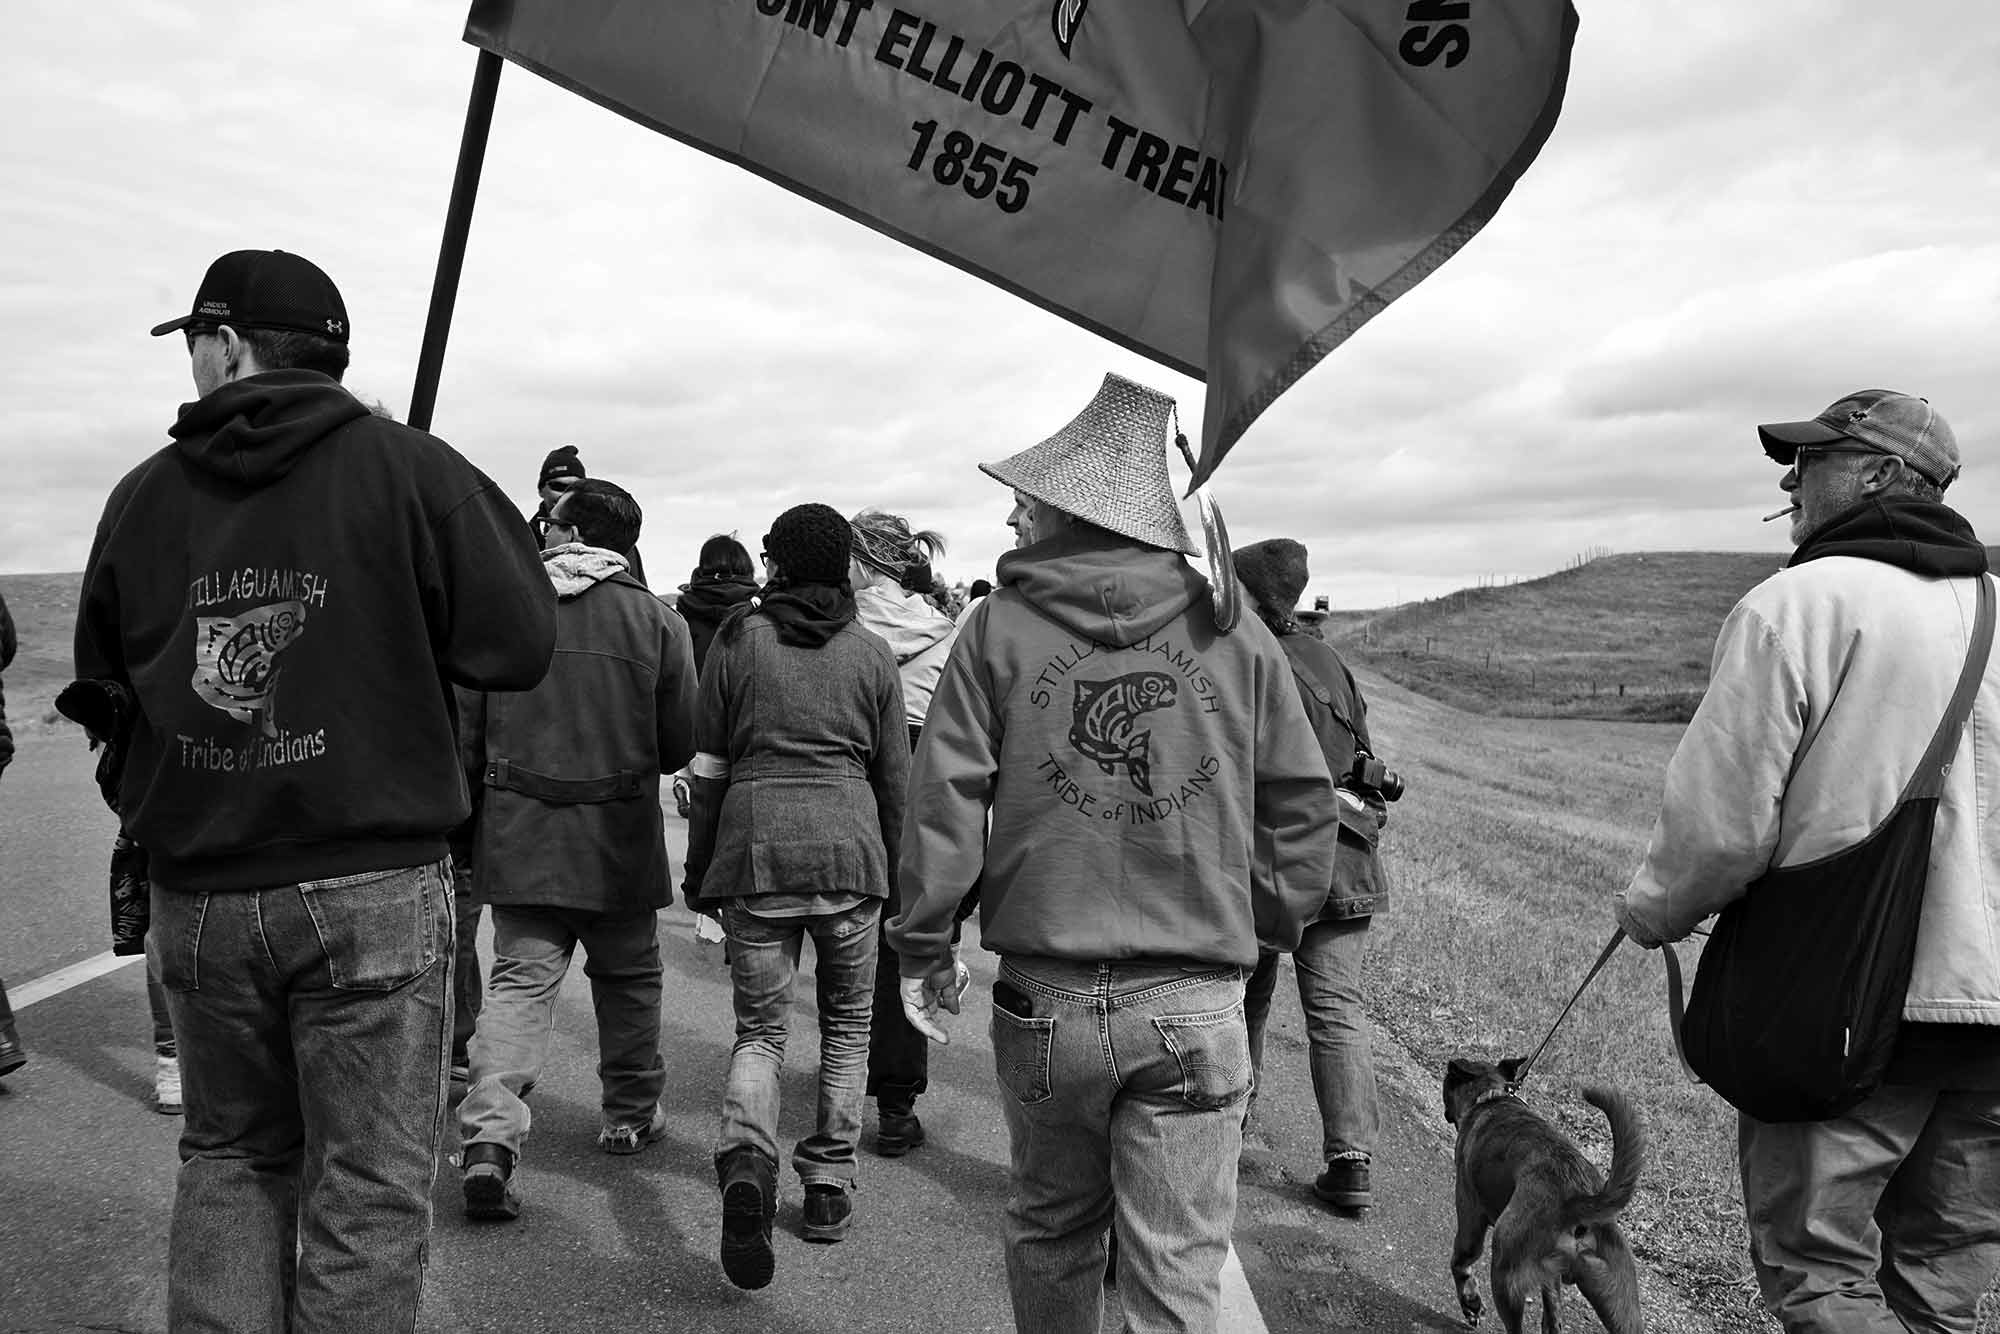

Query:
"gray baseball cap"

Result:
[[1757, 389, 1960, 487]]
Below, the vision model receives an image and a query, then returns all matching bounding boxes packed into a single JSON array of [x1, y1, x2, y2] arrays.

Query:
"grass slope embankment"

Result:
[[1, 571, 84, 736], [1328, 552, 1787, 722]]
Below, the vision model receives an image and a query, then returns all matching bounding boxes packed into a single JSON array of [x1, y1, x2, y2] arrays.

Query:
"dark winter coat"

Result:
[[682, 612, 907, 907], [1276, 632, 1390, 920], [461, 555, 698, 914]]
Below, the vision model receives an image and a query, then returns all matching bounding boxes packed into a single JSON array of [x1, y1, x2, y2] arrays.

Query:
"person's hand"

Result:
[[899, 956, 971, 1044], [1613, 898, 1664, 950]]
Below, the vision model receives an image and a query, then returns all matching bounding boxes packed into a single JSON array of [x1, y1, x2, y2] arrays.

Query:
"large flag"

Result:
[[464, 0, 1576, 486]]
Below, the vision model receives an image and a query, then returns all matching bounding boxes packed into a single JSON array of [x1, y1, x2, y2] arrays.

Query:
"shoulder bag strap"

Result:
[[1904, 574, 1995, 804]]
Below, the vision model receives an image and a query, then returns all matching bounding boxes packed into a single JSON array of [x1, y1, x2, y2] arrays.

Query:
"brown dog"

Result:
[[1443, 1057, 1645, 1333]]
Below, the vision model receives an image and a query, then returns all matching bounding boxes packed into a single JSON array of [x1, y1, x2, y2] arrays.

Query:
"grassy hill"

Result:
[[1322, 552, 1789, 723], [1, 572, 84, 735]]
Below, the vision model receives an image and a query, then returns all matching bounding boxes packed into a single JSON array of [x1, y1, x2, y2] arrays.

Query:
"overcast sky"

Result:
[[5, 3, 1996, 608]]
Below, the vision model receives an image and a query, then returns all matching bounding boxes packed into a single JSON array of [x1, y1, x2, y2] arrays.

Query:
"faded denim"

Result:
[[993, 957, 1250, 1334], [715, 898, 880, 1187], [1243, 918, 1379, 1161], [152, 858, 453, 1334], [458, 904, 666, 1156], [1740, 1084, 2000, 1333]]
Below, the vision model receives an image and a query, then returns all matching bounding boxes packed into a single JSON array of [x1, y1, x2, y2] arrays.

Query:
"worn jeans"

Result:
[[1740, 1084, 2000, 1333], [1242, 918, 1379, 1161], [459, 905, 665, 1156], [152, 858, 453, 1334], [145, 941, 177, 1058], [716, 898, 880, 1188], [993, 957, 1250, 1334]]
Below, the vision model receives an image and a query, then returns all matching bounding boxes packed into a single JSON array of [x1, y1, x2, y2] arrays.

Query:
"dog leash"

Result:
[[1508, 929, 1626, 1085]]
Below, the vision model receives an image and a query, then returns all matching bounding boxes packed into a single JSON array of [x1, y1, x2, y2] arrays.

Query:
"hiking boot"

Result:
[[1314, 1157, 1372, 1210], [154, 1055, 183, 1115], [801, 1184, 853, 1243], [462, 1143, 521, 1221], [0, 1022, 25, 1079], [874, 1103, 925, 1157], [717, 1147, 776, 1289], [598, 1103, 667, 1155]]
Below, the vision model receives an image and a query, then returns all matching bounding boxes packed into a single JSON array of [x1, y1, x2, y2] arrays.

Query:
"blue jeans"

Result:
[[458, 905, 665, 1155], [716, 898, 880, 1188], [152, 859, 453, 1334], [993, 957, 1250, 1334], [1739, 1085, 2000, 1333], [1243, 917, 1379, 1161], [450, 860, 483, 1068]]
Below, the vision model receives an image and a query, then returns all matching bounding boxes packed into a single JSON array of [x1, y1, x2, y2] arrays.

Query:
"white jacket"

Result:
[[1620, 557, 2000, 1025], [854, 584, 958, 729]]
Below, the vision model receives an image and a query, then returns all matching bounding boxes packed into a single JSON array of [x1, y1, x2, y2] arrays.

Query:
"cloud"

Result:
[[3, 0, 1995, 615]]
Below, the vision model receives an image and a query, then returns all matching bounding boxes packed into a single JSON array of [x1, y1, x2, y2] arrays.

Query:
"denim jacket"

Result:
[[1279, 633, 1389, 921]]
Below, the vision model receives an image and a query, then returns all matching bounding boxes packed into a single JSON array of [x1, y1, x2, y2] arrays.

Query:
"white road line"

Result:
[[1219, 1242, 1271, 1333], [13, 950, 144, 1009]]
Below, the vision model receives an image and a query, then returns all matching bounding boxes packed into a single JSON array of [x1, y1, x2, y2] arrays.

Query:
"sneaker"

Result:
[[462, 1143, 521, 1221], [1313, 1157, 1372, 1210], [874, 1105, 926, 1158], [717, 1148, 776, 1289], [0, 1023, 25, 1078], [154, 1055, 183, 1115], [598, 1103, 667, 1155], [801, 1183, 852, 1243]]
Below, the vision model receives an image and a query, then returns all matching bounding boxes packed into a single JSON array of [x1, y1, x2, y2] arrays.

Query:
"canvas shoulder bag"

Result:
[[1679, 574, 1995, 1123]]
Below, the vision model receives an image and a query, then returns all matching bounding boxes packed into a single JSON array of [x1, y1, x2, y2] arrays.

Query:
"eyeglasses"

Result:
[[182, 324, 216, 350], [1791, 444, 1890, 475]]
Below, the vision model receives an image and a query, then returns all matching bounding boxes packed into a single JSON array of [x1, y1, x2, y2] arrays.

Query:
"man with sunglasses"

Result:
[[78, 248, 556, 1332], [1615, 390, 2000, 1333]]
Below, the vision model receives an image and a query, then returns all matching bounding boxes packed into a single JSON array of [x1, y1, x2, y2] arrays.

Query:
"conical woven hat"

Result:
[[979, 373, 1197, 554]]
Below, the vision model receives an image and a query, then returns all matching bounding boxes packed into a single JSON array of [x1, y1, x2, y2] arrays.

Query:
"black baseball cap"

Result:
[[150, 249, 350, 343]]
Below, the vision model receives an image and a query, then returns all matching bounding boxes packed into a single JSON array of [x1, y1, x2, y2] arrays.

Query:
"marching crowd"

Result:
[[0, 245, 1995, 1334]]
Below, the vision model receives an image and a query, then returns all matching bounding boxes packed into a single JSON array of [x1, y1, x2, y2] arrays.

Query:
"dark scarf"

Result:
[[676, 575, 761, 625], [1789, 494, 1987, 577], [719, 578, 856, 649]]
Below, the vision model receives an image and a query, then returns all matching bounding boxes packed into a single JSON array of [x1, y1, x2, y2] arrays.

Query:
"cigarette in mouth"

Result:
[[1762, 504, 1799, 522]]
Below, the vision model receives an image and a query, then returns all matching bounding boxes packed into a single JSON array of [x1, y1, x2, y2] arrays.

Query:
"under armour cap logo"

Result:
[[325, 318, 344, 335]]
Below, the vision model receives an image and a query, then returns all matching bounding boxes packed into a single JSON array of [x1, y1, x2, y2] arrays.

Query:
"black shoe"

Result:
[[717, 1148, 776, 1289], [801, 1184, 852, 1243], [1313, 1158, 1372, 1210], [0, 1024, 25, 1079], [874, 1105, 926, 1158], [462, 1143, 521, 1221]]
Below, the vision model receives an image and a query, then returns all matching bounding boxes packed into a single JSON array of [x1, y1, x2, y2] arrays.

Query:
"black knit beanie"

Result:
[[765, 503, 853, 585], [1232, 539, 1309, 615], [539, 444, 585, 488]]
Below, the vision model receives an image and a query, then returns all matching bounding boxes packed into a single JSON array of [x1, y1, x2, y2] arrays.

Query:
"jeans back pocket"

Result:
[[990, 1004, 1056, 1106], [1154, 1004, 1252, 1110], [297, 861, 445, 992]]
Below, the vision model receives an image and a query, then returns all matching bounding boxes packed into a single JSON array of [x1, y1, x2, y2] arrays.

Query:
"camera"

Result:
[[1344, 748, 1405, 803]]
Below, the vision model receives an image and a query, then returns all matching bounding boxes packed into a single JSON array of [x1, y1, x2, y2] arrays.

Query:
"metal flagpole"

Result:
[[407, 49, 504, 432]]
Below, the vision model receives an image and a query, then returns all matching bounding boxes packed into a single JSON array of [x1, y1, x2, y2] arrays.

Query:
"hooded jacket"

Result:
[[1620, 496, 2000, 1045], [676, 574, 761, 677], [854, 582, 958, 728], [461, 545, 697, 914], [886, 527, 1338, 978], [74, 370, 556, 891], [1275, 631, 1390, 920]]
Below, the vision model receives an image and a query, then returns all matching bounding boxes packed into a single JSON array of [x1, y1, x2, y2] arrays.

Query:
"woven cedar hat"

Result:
[[980, 373, 1197, 555]]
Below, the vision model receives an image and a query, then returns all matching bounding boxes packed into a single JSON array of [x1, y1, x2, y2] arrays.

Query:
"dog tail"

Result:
[[1569, 1087, 1643, 1225]]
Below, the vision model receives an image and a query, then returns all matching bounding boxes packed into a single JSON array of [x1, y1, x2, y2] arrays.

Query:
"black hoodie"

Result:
[[75, 370, 556, 891], [1789, 493, 1988, 577]]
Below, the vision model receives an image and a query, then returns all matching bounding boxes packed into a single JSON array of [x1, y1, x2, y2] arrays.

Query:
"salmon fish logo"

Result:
[[192, 600, 307, 737], [1069, 671, 1178, 795], [1052, 0, 1090, 57]]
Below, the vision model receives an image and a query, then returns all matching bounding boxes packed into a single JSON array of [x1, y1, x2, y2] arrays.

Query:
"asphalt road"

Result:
[[0, 726, 1698, 1334]]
